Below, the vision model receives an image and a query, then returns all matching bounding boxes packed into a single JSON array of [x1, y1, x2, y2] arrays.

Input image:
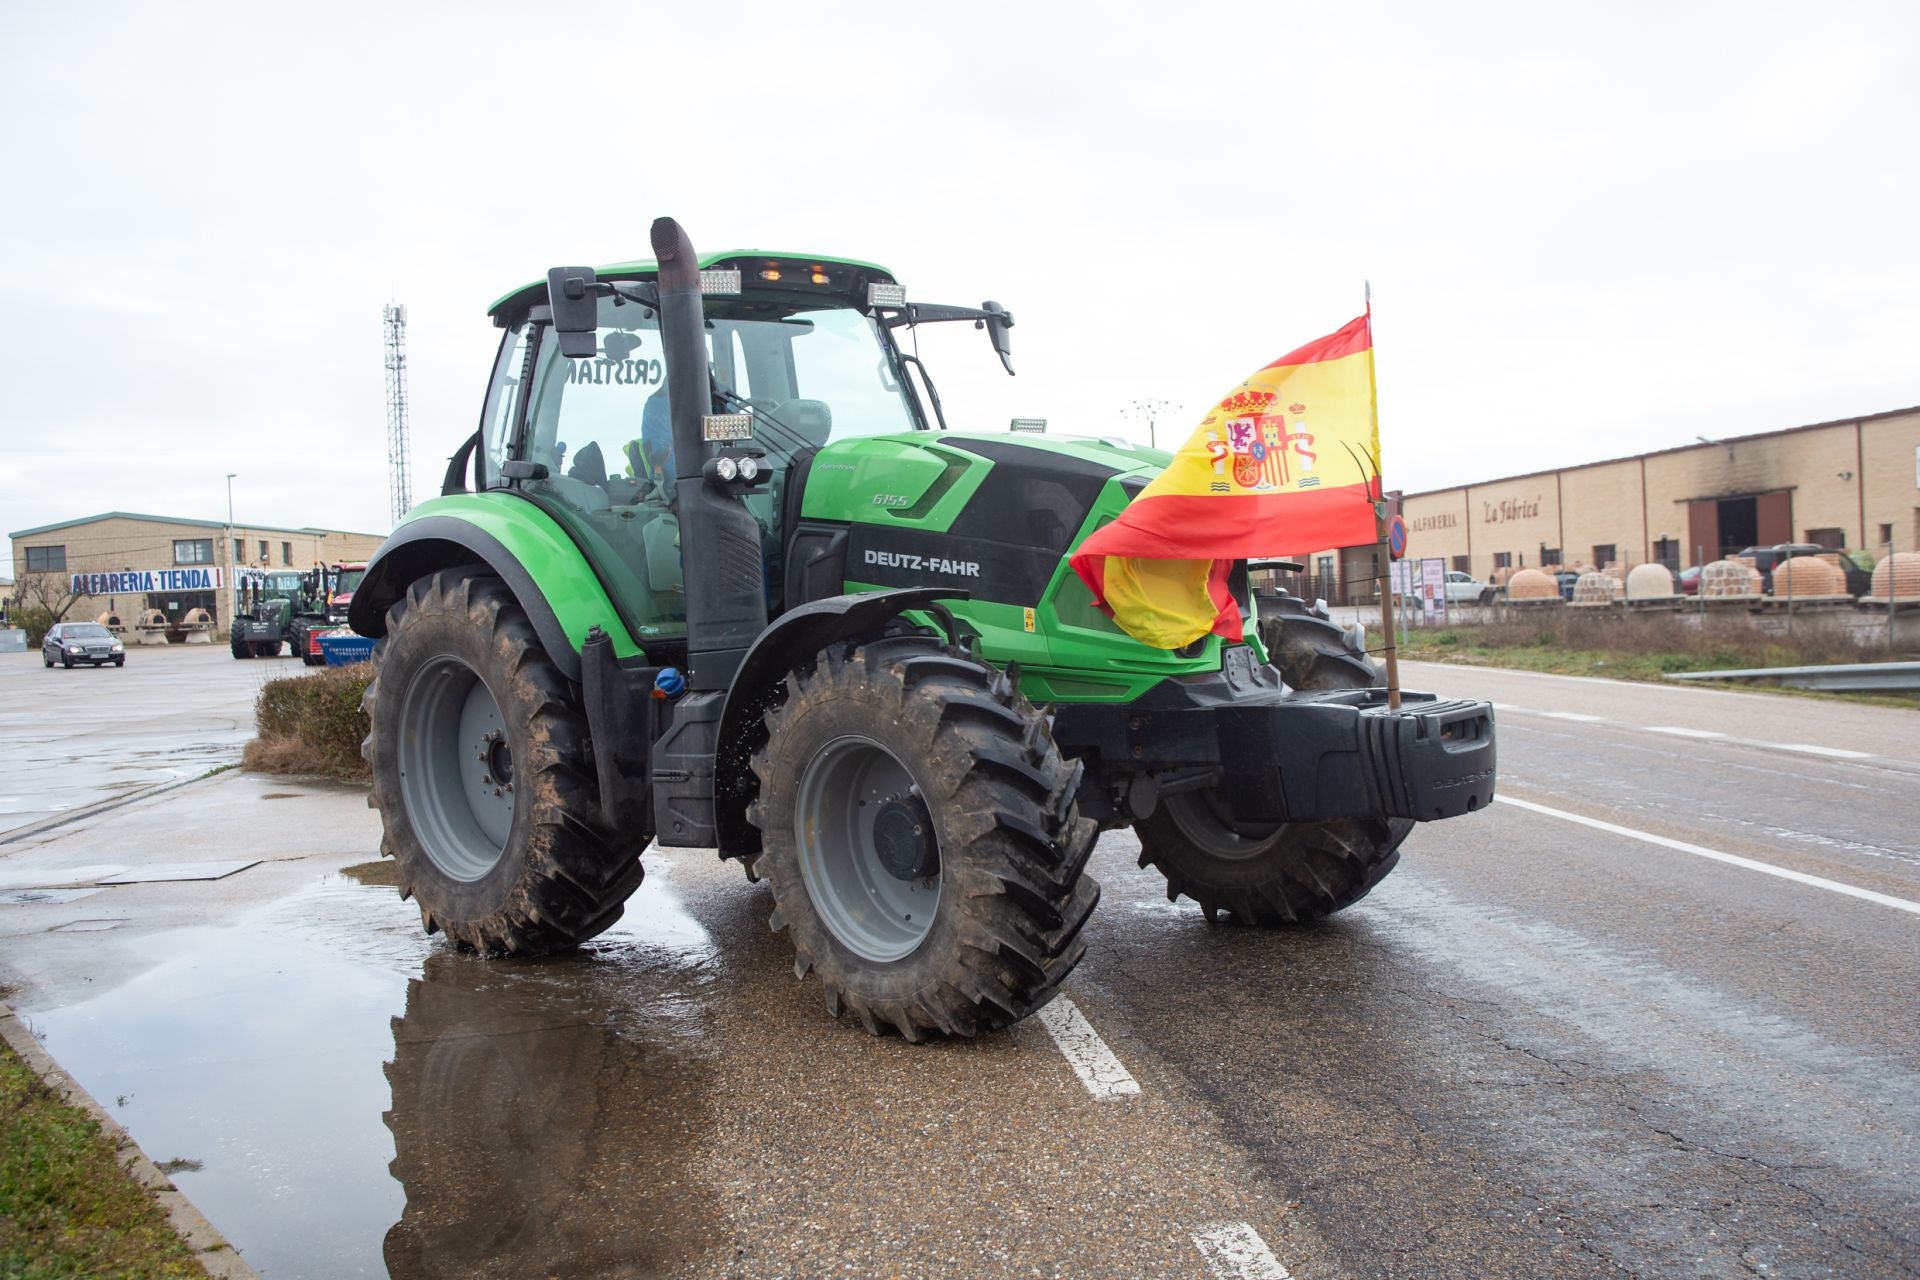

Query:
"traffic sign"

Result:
[[1387, 514, 1408, 560]]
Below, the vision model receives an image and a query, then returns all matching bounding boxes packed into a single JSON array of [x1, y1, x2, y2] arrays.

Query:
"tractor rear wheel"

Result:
[[1135, 596, 1413, 925], [230, 631, 252, 659], [749, 637, 1099, 1039], [362, 569, 644, 955]]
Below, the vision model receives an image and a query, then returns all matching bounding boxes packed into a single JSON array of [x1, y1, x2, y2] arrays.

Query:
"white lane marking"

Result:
[[1496, 795, 1920, 916], [1773, 743, 1873, 759], [1193, 1222, 1293, 1279], [1524, 717, 1885, 764], [1036, 995, 1140, 1100]]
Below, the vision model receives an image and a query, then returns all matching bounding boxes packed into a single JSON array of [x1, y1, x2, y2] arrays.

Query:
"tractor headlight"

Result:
[[714, 455, 739, 482], [737, 456, 759, 481]]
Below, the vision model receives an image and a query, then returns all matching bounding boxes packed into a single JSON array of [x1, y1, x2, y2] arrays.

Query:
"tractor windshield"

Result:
[[500, 296, 918, 481]]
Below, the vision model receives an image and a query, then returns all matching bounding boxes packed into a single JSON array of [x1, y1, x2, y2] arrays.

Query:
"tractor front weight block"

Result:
[[1052, 652, 1496, 826]]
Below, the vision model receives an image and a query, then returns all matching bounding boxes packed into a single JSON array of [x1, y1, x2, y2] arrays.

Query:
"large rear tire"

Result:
[[1135, 595, 1413, 925], [362, 569, 645, 955], [750, 637, 1099, 1039]]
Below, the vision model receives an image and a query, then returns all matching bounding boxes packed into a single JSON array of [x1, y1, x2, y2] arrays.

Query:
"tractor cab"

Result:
[[472, 254, 1006, 666]]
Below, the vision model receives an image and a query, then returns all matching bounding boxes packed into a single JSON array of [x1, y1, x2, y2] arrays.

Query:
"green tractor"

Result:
[[230, 570, 311, 658], [349, 218, 1496, 1040]]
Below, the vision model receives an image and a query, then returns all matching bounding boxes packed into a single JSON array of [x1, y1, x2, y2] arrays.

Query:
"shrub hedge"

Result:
[[243, 663, 374, 782]]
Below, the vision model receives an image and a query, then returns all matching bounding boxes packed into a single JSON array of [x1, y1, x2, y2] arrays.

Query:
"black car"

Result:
[[42, 621, 125, 668]]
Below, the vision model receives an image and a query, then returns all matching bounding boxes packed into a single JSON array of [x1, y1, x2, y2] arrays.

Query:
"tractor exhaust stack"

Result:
[[651, 216, 769, 689]]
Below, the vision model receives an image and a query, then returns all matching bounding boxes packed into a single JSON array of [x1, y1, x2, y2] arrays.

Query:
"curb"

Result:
[[0, 1003, 259, 1279]]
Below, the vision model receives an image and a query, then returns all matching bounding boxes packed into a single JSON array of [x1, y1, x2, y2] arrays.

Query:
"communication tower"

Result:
[[383, 303, 412, 524]]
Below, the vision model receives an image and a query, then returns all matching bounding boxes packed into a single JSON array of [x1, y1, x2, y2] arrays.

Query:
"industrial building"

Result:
[[1293, 405, 1918, 603], [7, 512, 385, 639]]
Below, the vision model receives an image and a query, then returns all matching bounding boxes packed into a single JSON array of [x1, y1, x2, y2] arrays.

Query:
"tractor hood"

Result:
[[797, 429, 1169, 614]]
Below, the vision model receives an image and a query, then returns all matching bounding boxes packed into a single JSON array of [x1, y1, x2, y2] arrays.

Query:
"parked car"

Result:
[[1553, 569, 1581, 600], [1443, 570, 1495, 604], [1677, 566, 1702, 596], [42, 621, 125, 668]]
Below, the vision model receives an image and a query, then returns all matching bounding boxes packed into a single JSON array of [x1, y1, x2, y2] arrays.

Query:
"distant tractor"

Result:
[[350, 218, 1498, 1039], [290, 562, 368, 665], [230, 570, 311, 659]]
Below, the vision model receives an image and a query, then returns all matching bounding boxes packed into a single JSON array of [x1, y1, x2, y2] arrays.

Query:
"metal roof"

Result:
[[8, 511, 385, 540]]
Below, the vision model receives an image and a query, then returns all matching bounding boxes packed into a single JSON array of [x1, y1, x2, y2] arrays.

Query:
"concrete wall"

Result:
[[9, 515, 385, 637]]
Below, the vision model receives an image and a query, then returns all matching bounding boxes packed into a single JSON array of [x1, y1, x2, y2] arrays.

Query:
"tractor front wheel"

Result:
[[362, 569, 644, 955], [750, 637, 1098, 1039], [1136, 596, 1413, 925]]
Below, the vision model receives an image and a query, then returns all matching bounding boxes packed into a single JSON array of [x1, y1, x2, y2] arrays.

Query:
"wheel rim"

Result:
[[794, 734, 941, 963], [398, 655, 516, 882], [1162, 789, 1284, 860]]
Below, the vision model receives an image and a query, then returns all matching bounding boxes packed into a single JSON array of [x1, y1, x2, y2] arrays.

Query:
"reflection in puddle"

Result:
[[33, 865, 722, 1278]]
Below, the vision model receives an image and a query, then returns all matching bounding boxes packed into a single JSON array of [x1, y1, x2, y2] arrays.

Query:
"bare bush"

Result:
[[243, 664, 373, 782]]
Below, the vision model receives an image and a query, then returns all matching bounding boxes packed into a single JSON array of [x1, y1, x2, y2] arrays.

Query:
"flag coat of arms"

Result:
[[1069, 314, 1383, 649]]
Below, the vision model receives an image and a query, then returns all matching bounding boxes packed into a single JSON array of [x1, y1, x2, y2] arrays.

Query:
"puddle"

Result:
[[0, 887, 103, 905], [33, 867, 724, 1279], [339, 860, 399, 886]]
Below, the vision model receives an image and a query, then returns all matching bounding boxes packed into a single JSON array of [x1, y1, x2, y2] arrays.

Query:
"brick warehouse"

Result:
[[1300, 406, 1917, 601], [8, 512, 385, 639]]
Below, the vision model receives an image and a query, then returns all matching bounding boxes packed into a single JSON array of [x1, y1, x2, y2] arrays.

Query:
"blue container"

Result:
[[319, 634, 376, 666]]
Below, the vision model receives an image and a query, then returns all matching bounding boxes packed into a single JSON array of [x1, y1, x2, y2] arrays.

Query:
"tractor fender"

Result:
[[713, 588, 962, 858], [350, 511, 627, 683]]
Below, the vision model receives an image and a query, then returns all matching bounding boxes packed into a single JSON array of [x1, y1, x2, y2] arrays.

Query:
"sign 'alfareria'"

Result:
[[69, 567, 225, 595]]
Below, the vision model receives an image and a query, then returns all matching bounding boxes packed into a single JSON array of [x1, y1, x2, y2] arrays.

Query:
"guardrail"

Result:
[[1665, 662, 1920, 692]]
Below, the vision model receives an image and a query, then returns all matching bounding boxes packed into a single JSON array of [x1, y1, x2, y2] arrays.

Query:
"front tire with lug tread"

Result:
[[749, 636, 1099, 1040], [1137, 595, 1414, 925], [362, 569, 645, 955]]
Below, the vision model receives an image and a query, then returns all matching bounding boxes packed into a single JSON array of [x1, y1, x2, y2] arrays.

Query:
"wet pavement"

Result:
[[0, 642, 288, 835], [0, 649, 1916, 1277]]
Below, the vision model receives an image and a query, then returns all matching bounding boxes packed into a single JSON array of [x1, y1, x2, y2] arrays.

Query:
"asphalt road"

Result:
[[1, 649, 1915, 1278], [0, 638, 280, 834]]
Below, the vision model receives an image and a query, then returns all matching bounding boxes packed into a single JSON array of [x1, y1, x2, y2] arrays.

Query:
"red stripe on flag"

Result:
[[1205, 559, 1242, 641], [1260, 314, 1371, 370], [1069, 479, 1381, 564]]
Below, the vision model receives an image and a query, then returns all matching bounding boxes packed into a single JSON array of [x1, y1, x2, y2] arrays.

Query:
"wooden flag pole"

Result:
[[1366, 280, 1401, 709]]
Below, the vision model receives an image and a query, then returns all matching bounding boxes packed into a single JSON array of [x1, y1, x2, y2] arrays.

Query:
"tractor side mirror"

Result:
[[546, 266, 601, 359], [981, 301, 1014, 376]]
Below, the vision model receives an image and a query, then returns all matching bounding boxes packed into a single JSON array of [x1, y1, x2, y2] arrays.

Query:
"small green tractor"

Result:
[[350, 218, 1496, 1039]]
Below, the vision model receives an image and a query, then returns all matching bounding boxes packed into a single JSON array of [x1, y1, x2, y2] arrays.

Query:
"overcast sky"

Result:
[[4, 1, 1916, 563]]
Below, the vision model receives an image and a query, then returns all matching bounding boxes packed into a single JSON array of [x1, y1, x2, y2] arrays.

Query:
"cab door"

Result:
[[486, 302, 688, 651]]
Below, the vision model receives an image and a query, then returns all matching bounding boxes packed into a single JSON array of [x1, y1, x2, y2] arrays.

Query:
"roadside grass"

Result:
[[242, 664, 374, 782], [1374, 611, 1914, 702], [0, 1036, 206, 1279]]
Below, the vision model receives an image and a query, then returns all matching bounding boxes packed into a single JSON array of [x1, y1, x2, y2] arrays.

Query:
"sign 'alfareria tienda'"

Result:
[[69, 567, 225, 595]]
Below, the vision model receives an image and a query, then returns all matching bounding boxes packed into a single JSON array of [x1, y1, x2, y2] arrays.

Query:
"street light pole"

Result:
[[225, 473, 237, 638], [1125, 398, 1177, 450]]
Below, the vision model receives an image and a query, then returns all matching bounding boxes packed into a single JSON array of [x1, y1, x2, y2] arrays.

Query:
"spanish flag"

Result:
[[1069, 314, 1383, 649]]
